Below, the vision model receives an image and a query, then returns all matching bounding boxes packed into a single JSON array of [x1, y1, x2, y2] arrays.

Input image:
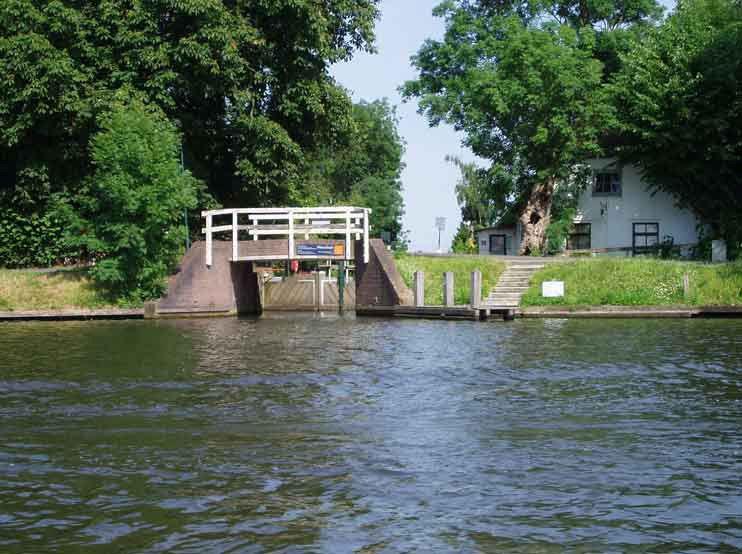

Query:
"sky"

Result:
[[331, 1, 478, 252]]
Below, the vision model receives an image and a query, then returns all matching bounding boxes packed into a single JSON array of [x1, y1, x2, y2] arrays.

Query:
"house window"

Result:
[[593, 170, 622, 196], [633, 223, 659, 253], [567, 223, 591, 250]]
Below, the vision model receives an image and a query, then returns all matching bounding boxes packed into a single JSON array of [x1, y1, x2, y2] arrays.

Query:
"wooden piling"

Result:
[[314, 271, 322, 311], [470, 270, 482, 309], [414, 271, 425, 307], [443, 272, 454, 307]]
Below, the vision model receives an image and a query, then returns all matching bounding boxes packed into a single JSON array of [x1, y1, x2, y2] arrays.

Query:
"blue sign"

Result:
[[297, 244, 336, 256]]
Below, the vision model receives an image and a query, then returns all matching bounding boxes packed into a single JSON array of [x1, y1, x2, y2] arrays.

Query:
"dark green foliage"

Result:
[[307, 99, 406, 242], [544, 207, 577, 254], [62, 98, 198, 301], [611, 0, 742, 257], [0, 209, 80, 268], [0, 0, 380, 211]]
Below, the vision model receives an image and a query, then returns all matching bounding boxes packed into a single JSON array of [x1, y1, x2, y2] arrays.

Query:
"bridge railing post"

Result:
[[363, 208, 370, 264], [288, 210, 295, 260], [204, 212, 213, 267], [345, 209, 351, 260], [232, 211, 238, 261]]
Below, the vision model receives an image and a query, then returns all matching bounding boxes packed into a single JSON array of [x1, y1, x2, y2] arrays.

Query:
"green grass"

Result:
[[0, 269, 115, 311], [521, 259, 742, 307], [394, 254, 506, 305]]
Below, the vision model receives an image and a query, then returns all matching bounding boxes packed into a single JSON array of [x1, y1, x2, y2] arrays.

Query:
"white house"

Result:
[[476, 158, 701, 256]]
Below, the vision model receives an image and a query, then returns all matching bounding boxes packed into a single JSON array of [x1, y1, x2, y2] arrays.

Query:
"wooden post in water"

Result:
[[443, 272, 455, 307], [683, 273, 691, 300], [414, 271, 425, 307], [470, 270, 482, 309], [314, 271, 322, 311], [338, 261, 346, 313]]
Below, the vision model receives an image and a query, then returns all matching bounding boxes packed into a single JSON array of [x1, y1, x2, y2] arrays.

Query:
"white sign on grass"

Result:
[[542, 281, 565, 298]]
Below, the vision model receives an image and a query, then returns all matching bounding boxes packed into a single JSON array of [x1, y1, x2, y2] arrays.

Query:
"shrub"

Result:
[[451, 222, 478, 254], [63, 97, 199, 301], [0, 207, 83, 268]]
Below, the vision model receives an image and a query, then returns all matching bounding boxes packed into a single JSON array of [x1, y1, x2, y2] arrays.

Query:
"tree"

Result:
[[306, 99, 406, 242], [451, 222, 478, 254], [402, 0, 660, 253], [61, 97, 199, 300], [611, 0, 742, 255], [447, 156, 500, 229], [0, 0, 380, 213]]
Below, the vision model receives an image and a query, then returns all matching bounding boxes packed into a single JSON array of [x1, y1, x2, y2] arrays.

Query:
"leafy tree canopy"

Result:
[[306, 99, 406, 244], [0, 0, 380, 211], [403, 2, 623, 252], [60, 95, 199, 300], [611, 0, 742, 252]]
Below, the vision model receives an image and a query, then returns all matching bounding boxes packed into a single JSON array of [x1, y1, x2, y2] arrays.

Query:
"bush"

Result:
[[451, 222, 478, 254], [545, 207, 576, 255], [63, 97, 199, 301], [0, 207, 83, 268]]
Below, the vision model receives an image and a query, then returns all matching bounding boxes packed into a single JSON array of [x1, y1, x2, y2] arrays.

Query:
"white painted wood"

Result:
[[201, 224, 233, 234], [345, 209, 351, 261], [288, 210, 295, 259], [363, 209, 370, 264], [205, 213, 213, 267], [232, 212, 238, 261], [248, 226, 364, 233], [201, 206, 374, 266], [204, 206, 369, 216]]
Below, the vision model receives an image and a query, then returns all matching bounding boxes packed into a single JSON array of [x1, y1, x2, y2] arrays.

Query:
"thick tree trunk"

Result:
[[518, 178, 556, 255]]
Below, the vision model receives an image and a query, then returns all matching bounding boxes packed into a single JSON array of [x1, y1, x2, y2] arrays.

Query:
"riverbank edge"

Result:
[[2, 305, 742, 322], [0, 308, 144, 321], [518, 305, 742, 318]]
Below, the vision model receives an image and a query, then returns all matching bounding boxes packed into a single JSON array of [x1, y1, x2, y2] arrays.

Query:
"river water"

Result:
[[0, 316, 740, 552]]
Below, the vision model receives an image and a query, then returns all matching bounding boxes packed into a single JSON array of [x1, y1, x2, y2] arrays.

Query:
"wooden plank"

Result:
[[203, 207, 370, 216], [363, 208, 370, 263], [232, 212, 238, 261], [205, 213, 213, 266]]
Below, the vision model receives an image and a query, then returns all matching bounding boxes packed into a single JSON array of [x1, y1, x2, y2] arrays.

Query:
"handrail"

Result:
[[201, 207, 372, 266]]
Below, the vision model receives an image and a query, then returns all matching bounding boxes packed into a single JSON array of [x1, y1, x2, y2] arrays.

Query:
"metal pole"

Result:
[[181, 143, 190, 250]]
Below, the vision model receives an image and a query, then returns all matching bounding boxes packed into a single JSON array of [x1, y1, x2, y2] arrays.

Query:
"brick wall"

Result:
[[355, 239, 413, 307], [157, 241, 261, 314]]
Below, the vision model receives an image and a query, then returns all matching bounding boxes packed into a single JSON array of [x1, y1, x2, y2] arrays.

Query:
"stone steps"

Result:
[[483, 261, 544, 309]]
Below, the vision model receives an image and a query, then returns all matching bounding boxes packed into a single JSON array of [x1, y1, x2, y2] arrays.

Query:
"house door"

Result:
[[489, 234, 507, 255]]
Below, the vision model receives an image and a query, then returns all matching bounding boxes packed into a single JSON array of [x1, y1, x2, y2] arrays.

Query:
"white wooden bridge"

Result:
[[201, 207, 371, 266]]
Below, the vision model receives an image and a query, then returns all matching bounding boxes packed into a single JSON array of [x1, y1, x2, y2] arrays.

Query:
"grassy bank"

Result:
[[521, 259, 742, 307], [0, 269, 114, 311], [394, 254, 506, 305]]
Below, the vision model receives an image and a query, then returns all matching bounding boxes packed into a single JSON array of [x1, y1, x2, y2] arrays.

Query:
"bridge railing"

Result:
[[201, 207, 371, 266]]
